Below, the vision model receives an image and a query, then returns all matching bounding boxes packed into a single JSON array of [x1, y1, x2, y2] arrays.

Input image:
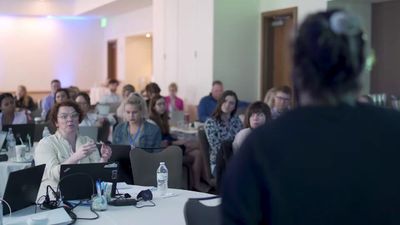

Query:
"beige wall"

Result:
[[0, 16, 103, 92], [125, 36, 153, 92]]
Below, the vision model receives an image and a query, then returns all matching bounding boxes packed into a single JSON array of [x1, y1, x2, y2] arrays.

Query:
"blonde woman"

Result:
[[112, 94, 161, 150]]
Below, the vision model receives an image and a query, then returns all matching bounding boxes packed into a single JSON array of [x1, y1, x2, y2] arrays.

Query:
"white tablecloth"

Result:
[[4, 185, 217, 225], [0, 160, 31, 196]]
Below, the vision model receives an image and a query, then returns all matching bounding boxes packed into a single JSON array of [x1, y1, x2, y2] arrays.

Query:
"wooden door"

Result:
[[261, 8, 297, 99], [107, 40, 117, 80]]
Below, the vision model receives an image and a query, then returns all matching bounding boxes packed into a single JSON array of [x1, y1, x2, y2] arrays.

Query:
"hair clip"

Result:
[[329, 11, 360, 36]]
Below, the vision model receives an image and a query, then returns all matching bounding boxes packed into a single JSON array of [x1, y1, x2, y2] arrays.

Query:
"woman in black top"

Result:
[[222, 9, 400, 225]]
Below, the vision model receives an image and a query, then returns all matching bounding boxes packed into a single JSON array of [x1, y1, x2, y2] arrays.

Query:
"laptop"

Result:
[[2, 124, 35, 145], [2, 164, 45, 215], [169, 111, 184, 126], [0, 131, 7, 149], [106, 145, 134, 185], [59, 163, 118, 201], [96, 104, 110, 116], [79, 126, 99, 141]]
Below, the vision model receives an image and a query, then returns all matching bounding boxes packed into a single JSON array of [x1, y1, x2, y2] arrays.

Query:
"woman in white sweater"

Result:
[[34, 100, 112, 198]]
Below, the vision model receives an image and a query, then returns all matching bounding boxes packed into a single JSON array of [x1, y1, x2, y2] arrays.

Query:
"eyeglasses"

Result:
[[275, 96, 291, 101], [57, 113, 79, 120]]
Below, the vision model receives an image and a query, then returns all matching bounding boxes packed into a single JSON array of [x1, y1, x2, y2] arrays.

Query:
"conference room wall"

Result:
[[102, 6, 153, 87], [0, 16, 103, 92]]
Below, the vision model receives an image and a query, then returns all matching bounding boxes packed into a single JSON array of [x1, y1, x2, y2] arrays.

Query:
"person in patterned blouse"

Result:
[[204, 90, 242, 176]]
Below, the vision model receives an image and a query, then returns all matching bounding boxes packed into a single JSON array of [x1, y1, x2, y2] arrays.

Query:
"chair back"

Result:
[[197, 127, 212, 175], [129, 145, 183, 188], [216, 140, 234, 190], [184, 196, 221, 225]]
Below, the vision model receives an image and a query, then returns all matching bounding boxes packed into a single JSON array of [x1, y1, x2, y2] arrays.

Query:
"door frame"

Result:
[[260, 7, 297, 99], [107, 40, 118, 80]]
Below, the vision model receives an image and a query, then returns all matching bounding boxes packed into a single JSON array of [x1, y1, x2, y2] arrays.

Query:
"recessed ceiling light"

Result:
[[145, 33, 151, 38]]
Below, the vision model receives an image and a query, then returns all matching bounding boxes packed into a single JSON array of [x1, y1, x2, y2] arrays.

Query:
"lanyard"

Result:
[[128, 124, 141, 147]]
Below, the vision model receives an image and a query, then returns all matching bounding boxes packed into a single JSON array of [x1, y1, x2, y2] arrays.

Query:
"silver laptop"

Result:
[[78, 126, 99, 141], [96, 104, 110, 116], [0, 131, 7, 150], [169, 111, 185, 126]]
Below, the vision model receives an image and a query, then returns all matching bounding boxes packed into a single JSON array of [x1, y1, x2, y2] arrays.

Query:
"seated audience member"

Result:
[[15, 85, 37, 111], [149, 95, 213, 191], [357, 94, 373, 104], [34, 100, 112, 197], [145, 82, 161, 106], [198, 80, 224, 122], [205, 90, 242, 175], [113, 94, 161, 150], [116, 84, 136, 121], [263, 87, 277, 109], [54, 88, 70, 104], [222, 10, 400, 225], [232, 101, 271, 153], [271, 85, 292, 119], [0, 93, 28, 127], [67, 86, 80, 101], [99, 79, 122, 104], [41, 79, 61, 119], [165, 82, 184, 112], [75, 92, 116, 127]]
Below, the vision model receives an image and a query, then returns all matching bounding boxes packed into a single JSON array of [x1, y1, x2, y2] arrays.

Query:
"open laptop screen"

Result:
[[59, 163, 118, 201], [3, 164, 45, 215]]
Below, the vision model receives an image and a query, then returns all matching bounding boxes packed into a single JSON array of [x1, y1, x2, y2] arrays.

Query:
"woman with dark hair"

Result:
[[204, 90, 242, 175], [149, 95, 213, 191], [221, 10, 400, 225], [145, 82, 161, 106], [0, 93, 28, 127], [54, 88, 70, 104], [232, 101, 271, 153], [34, 100, 112, 197], [75, 92, 116, 127]]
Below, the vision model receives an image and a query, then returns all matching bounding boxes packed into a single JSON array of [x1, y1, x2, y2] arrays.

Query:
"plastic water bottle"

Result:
[[6, 128, 16, 156], [42, 126, 51, 138], [157, 162, 168, 196]]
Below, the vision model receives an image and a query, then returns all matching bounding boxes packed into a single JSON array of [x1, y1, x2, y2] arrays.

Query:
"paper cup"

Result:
[[15, 145, 26, 162]]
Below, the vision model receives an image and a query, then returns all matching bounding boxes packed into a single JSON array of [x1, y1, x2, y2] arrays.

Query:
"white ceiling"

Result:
[[0, 0, 152, 17]]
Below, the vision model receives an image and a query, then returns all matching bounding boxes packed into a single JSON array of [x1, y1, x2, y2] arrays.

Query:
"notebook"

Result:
[[2, 164, 45, 215]]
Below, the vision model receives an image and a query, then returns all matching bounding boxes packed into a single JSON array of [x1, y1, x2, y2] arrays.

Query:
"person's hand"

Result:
[[74, 141, 97, 161], [100, 143, 112, 162]]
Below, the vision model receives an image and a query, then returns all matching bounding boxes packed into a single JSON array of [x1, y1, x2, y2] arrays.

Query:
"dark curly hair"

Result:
[[292, 9, 367, 100]]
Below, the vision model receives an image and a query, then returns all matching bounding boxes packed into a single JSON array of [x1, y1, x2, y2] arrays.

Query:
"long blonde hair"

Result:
[[264, 87, 277, 108]]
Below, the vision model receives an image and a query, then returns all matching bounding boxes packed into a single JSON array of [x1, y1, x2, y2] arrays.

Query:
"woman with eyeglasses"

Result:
[[34, 100, 112, 197]]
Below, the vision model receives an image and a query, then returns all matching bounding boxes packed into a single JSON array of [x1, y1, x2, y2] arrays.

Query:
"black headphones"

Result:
[[136, 189, 153, 201]]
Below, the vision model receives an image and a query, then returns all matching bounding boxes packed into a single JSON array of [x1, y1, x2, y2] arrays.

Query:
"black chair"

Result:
[[197, 127, 213, 179], [184, 196, 221, 225], [216, 140, 234, 192]]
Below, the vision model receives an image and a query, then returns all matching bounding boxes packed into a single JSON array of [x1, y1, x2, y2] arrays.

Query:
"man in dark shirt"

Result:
[[197, 80, 224, 122], [222, 10, 400, 225]]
